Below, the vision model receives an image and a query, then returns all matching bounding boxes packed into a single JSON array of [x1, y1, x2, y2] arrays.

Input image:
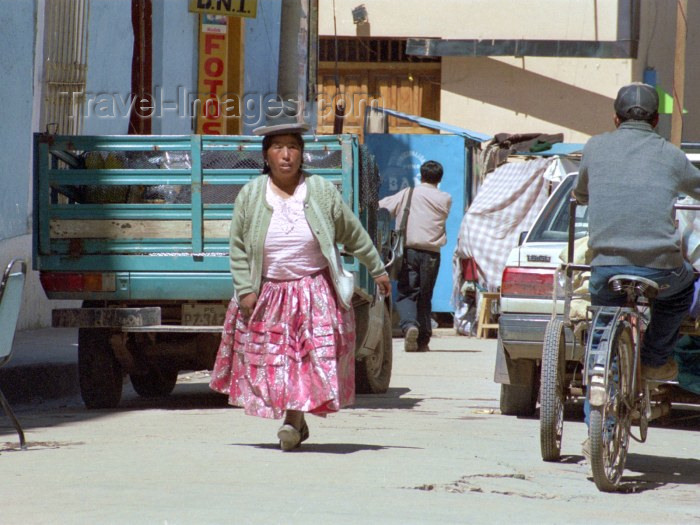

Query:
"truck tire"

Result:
[[78, 328, 123, 409], [355, 303, 393, 394], [499, 359, 537, 416], [130, 366, 179, 398]]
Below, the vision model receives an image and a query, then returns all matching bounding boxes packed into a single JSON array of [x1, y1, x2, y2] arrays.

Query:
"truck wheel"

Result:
[[130, 366, 179, 398], [78, 328, 123, 409], [499, 359, 537, 416], [356, 303, 393, 394]]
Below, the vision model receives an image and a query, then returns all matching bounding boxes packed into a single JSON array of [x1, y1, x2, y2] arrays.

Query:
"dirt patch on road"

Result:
[[410, 472, 557, 500]]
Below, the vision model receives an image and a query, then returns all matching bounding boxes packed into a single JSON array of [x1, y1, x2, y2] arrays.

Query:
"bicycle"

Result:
[[539, 198, 698, 492], [584, 274, 668, 491]]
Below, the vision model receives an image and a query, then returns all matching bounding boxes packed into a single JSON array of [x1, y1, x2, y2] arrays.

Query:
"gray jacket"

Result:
[[574, 120, 700, 268]]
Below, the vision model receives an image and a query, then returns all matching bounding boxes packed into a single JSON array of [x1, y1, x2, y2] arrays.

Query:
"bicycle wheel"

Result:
[[540, 318, 566, 461], [589, 317, 634, 492]]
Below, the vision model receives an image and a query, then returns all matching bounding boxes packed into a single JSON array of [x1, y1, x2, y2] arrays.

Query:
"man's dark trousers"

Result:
[[396, 248, 441, 346], [589, 262, 695, 366]]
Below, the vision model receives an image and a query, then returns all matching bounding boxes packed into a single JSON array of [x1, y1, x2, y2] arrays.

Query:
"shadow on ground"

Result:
[[353, 387, 422, 410], [242, 442, 422, 454], [1, 384, 423, 441], [611, 453, 700, 493]]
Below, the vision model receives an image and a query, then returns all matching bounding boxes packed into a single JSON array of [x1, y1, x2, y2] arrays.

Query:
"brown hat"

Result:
[[614, 82, 659, 120]]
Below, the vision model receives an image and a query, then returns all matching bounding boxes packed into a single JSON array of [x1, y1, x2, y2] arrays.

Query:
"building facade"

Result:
[[318, 0, 700, 143]]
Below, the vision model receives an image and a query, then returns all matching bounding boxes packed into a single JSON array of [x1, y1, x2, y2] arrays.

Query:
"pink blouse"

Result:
[[263, 176, 328, 280]]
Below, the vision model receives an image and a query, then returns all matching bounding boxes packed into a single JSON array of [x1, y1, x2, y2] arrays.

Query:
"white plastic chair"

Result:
[[0, 259, 27, 449]]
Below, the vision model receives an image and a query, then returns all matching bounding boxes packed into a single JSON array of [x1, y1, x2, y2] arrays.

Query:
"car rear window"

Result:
[[527, 174, 589, 243]]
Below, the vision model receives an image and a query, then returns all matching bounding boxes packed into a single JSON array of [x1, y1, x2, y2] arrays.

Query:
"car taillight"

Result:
[[40, 272, 116, 293], [501, 267, 554, 297]]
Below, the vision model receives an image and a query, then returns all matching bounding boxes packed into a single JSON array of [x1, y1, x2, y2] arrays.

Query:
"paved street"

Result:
[[2, 328, 700, 524]]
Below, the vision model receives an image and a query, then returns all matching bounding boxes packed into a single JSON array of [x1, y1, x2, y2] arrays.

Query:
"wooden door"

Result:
[[316, 63, 440, 141]]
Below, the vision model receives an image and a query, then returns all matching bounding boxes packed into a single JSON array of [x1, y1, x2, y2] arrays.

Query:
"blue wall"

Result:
[[84, 0, 277, 136], [365, 133, 469, 313], [0, 0, 35, 241], [243, 0, 282, 133], [0, 0, 278, 244], [82, 1, 132, 135], [84, 0, 197, 135], [151, 0, 198, 134]]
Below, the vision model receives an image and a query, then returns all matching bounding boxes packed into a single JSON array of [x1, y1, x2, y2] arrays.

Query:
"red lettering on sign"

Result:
[[204, 57, 224, 77], [204, 33, 225, 54], [203, 121, 222, 133]]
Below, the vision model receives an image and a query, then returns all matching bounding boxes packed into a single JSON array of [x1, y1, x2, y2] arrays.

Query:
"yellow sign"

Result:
[[189, 0, 257, 18], [196, 16, 229, 134]]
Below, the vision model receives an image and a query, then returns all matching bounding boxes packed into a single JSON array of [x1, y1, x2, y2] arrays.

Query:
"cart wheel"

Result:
[[540, 318, 566, 461], [78, 328, 123, 409], [589, 319, 633, 492], [356, 303, 393, 394], [130, 365, 179, 398]]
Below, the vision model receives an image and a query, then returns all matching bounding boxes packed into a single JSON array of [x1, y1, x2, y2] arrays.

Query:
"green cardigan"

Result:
[[228, 173, 386, 304]]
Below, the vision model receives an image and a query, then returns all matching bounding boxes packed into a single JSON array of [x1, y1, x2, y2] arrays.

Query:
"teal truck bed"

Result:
[[33, 133, 392, 408]]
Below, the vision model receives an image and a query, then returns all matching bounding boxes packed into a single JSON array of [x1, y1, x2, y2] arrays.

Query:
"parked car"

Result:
[[495, 173, 588, 415]]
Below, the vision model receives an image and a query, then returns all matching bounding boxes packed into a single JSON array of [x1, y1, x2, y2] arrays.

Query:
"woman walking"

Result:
[[210, 116, 391, 451]]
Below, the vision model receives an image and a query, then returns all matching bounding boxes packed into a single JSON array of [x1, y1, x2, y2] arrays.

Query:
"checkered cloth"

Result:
[[456, 157, 560, 291]]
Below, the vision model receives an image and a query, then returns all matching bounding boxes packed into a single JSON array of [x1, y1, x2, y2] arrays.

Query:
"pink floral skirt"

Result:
[[209, 270, 356, 419]]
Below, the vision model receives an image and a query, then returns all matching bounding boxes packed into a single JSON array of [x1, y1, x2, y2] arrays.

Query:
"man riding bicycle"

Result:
[[574, 82, 700, 382]]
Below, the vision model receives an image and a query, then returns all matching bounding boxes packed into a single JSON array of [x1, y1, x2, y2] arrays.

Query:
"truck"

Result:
[[33, 132, 393, 408]]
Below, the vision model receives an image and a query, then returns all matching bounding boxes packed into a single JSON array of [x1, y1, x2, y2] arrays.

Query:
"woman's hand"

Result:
[[238, 292, 258, 319], [374, 273, 392, 298]]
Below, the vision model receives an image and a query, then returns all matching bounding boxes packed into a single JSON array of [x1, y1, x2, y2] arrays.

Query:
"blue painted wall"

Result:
[[0, 0, 35, 241], [365, 133, 469, 313], [82, 2, 132, 135], [84, 0, 197, 135], [243, 0, 282, 133], [83, 0, 277, 136], [0, 0, 276, 241], [151, 0, 198, 134]]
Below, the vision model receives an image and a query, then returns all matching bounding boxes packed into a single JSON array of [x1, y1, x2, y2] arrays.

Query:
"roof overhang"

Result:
[[405, 39, 638, 59], [406, 0, 639, 59], [368, 107, 492, 145]]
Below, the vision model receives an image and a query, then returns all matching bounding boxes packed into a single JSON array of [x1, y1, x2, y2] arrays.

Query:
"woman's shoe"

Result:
[[299, 420, 310, 444], [277, 424, 301, 451]]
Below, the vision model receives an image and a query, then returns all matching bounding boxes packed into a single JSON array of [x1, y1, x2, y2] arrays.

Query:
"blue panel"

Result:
[[129, 273, 234, 300], [243, 0, 282, 133], [83, 1, 133, 135], [0, 0, 34, 240], [151, 0, 198, 134], [364, 134, 469, 313]]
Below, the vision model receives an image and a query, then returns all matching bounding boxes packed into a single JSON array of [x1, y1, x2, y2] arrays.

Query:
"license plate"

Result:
[[182, 303, 227, 326]]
